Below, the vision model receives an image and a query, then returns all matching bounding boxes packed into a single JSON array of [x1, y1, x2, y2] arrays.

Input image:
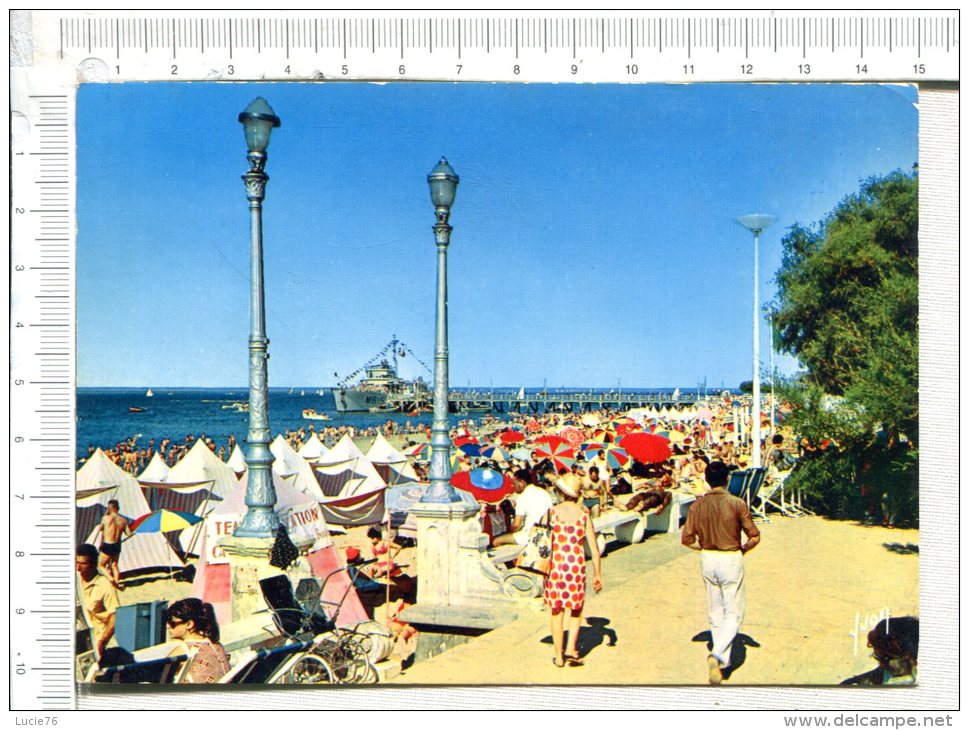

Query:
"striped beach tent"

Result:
[[314, 435, 386, 526], [366, 433, 420, 486], [75, 449, 183, 576]]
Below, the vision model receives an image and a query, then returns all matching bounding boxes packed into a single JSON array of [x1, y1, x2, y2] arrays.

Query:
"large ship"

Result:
[[334, 337, 431, 413]]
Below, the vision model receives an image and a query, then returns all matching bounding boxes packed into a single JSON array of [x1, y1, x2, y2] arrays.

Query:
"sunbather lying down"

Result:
[[622, 487, 673, 515]]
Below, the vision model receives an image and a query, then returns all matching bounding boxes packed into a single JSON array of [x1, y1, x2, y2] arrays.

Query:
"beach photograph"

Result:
[[74, 81, 920, 693]]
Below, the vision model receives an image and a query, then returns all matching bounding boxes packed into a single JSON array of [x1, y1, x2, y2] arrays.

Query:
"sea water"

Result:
[[76, 386, 709, 459]]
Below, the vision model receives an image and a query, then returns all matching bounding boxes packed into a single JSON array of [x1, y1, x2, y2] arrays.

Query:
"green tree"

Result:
[[771, 171, 918, 526]]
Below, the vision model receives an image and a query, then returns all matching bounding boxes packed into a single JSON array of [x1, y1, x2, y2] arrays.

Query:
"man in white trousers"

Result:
[[682, 460, 761, 684]]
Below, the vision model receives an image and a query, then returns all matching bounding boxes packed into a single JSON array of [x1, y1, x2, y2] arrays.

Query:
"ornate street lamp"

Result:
[[737, 213, 775, 470], [235, 97, 282, 537], [422, 157, 461, 503]]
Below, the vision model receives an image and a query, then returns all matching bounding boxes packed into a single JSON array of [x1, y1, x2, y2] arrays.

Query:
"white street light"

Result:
[[737, 213, 776, 470]]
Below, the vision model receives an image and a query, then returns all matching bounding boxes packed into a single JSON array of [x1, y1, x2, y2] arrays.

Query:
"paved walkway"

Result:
[[387, 516, 918, 685]]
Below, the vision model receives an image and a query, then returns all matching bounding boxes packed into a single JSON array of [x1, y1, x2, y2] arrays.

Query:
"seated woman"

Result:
[[165, 598, 231, 684], [366, 526, 402, 580]]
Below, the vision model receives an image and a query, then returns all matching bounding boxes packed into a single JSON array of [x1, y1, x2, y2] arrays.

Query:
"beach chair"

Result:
[[726, 469, 749, 499], [218, 639, 317, 684], [259, 575, 335, 640], [92, 652, 194, 684], [744, 468, 771, 522]]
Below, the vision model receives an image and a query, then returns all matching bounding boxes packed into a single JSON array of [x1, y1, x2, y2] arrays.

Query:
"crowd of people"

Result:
[[77, 397, 918, 686]]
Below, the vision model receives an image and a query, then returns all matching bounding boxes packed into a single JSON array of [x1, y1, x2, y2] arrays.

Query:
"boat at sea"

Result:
[[128, 406, 146, 413], [334, 336, 431, 413], [146, 388, 154, 397], [302, 408, 331, 421]]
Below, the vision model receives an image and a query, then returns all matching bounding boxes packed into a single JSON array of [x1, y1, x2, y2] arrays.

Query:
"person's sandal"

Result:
[[565, 654, 584, 666], [552, 657, 566, 668]]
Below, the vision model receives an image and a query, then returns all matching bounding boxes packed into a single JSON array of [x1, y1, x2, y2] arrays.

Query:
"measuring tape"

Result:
[[8, 9, 958, 712]]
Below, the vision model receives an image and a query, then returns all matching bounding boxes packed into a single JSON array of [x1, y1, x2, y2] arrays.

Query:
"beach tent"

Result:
[[167, 439, 239, 501], [167, 440, 244, 555], [314, 435, 387, 526], [297, 433, 329, 463], [138, 452, 170, 483], [190, 472, 368, 629], [270, 434, 326, 501], [75, 449, 183, 576], [226, 444, 248, 476], [366, 433, 420, 486]]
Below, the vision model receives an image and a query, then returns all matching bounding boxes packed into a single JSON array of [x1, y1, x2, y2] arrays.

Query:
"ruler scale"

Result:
[[10, 82, 77, 710], [7, 9, 958, 711]]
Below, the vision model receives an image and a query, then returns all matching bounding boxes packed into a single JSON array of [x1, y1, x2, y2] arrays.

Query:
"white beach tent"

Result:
[[167, 439, 243, 555], [314, 434, 387, 526], [167, 439, 239, 501], [226, 444, 248, 476], [366, 433, 419, 486], [75, 449, 183, 575], [270, 434, 326, 501], [297, 432, 329, 463], [138, 452, 170, 483]]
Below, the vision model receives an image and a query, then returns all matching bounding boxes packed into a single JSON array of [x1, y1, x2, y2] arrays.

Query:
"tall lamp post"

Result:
[[422, 157, 461, 503], [737, 213, 775, 470], [235, 97, 282, 537]]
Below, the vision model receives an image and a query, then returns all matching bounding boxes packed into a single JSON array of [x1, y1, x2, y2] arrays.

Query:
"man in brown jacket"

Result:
[[682, 460, 761, 684]]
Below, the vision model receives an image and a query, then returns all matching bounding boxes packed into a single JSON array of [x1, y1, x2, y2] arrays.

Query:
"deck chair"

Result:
[[92, 652, 193, 684], [745, 468, 773, 522], [219, 639, 316, 684], [259, 575, 335, 640], [726, 469, 749, 499]]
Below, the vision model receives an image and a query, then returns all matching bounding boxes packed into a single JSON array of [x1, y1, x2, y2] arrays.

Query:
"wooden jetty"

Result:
[[385, 390, 706, 415]]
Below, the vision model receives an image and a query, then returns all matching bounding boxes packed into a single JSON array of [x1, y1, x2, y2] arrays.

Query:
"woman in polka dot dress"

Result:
[[545, 472, 603, 667]]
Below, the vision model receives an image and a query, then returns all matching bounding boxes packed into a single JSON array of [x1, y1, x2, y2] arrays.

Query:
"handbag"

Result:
[[515, 510, 552, 575]]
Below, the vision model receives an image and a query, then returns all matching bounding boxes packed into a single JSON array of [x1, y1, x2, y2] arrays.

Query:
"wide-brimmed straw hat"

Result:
[[555, 472, 582, 499]]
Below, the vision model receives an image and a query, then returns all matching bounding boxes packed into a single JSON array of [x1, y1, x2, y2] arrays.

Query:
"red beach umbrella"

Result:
[[614, 422, 642, 437], [453, 436, 479, 447], [558, 427, 584, 448], [620, 432, 672, 464], [499, 430, 526, 445], [525, 419, 542, 433], [450, 468, 516, 504], [532, 434, 569, 450]]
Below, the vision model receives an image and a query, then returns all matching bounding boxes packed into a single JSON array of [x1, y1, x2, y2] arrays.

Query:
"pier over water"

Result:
[[385, 389, 709, 415]]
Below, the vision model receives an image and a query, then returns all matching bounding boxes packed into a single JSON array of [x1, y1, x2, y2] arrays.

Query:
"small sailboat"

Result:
[[516, 386, 526, 401], [146, 388, 154, 397]]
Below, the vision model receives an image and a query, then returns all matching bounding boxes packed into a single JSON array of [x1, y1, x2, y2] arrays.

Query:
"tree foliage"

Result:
[[771, 171, 918, 525]]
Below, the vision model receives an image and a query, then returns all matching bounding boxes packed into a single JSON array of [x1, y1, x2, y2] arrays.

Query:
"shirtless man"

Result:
[[581, 466, 611, 517], [95, 500, 129, 589]]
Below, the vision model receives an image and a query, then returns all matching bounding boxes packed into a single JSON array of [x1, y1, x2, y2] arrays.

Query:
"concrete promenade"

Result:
[[387, 516, 918, 686]]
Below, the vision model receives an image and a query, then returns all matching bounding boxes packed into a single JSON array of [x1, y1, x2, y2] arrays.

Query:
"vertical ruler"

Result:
[[10, 69, 77, 710]]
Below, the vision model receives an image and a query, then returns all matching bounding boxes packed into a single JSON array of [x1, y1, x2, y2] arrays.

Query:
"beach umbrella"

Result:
[[499, 430, 526, 445], [592, 428, 615, 444], [510, 447, 532, 462], [580, 441, 608, 456], [532, 440, 576, 473], [580, 413, 600, 427], [479, 444, 510, 462], [558, 426, 585, 448], [453, 436, 479, 447], [614, 422, 642, 437], [457, 442, 482, 457], [450, 468, 516, 504], [405, 443, 429, 460], [130, 509, 203, 534], [620, 432, 672, 464], [525, 419, 542, 433], [532, 434, 569, 450], [599, 446, 631, 471]]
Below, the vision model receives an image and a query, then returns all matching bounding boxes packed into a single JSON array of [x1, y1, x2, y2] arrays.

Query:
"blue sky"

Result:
[[77, 82, 918, 388]]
